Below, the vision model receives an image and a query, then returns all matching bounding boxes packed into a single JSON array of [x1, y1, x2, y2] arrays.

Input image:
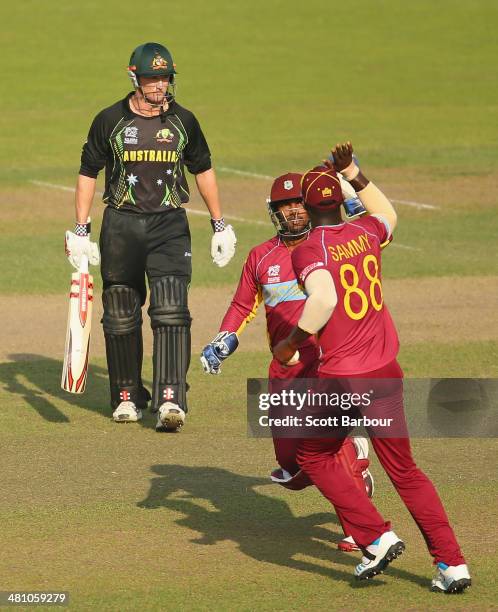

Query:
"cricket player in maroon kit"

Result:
[[273, 143, 471, 593], [201, 173, 374, 552]]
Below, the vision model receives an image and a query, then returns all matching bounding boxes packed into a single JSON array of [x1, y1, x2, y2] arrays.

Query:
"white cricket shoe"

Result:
[[431, 563, 471, 594], [354, 530, 405, 580], [270, 468, 294, 483], [156, 402, 185, 432], [112, 401, 142, 423]]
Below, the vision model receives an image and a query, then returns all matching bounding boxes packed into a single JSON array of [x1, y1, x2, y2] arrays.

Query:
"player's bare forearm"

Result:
[[202, 168, 236, 267], [273, 327, 310, 363], [75, 174, 97, 224], [195, 168, 222, 219], [287, 326, 312, 350]]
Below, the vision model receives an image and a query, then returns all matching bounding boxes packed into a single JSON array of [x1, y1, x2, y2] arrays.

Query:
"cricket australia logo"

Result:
[[151, 53, 168, 71], [155, 128, 174, 143], [124, 126, 139, 145]]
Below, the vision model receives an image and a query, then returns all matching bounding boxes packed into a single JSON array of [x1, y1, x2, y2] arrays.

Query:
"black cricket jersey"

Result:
[[80, 93, 212, 213]]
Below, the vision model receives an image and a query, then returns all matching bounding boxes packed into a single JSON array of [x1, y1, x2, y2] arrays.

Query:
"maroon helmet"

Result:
[[267, 173, 310, 238]]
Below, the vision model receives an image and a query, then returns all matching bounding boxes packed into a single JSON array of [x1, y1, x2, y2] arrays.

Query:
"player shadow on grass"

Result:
[[1, 354, 109, 422], [138, 464, 427, 589], [1, 354, 157, 427]]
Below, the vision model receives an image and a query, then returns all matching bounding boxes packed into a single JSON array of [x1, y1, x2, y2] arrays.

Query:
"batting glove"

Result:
[[65, 231, 100, 270], [339, 175, 366, 218], [200, 331, 239, 375], [211, 220, 237, 268]]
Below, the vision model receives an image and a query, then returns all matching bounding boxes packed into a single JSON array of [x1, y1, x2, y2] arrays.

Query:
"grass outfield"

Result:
[[1, 347, 497, 610], [1, 177, 498, 295], [2, 0, 498, 184], [1, 0, 497, 609]]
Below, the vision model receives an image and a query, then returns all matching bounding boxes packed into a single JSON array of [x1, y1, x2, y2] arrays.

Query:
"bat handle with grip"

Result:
[[79, 254, 89, 274]]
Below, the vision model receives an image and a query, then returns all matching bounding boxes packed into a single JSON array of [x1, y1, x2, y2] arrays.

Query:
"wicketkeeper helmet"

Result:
[[267, 173, 310, 238]]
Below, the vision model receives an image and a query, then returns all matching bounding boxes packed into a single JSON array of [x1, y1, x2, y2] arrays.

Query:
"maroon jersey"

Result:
[[292, 216, 399, 375], [220, 236, 318, 353]]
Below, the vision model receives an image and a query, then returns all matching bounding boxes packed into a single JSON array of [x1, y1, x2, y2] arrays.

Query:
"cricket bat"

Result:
[[61, 254, 94, 393]]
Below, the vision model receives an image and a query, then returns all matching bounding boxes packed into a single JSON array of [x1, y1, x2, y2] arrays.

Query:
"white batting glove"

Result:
[[339, 175, 357, 201], [65, 229, 100, 270], [210, 220, 236, 268]]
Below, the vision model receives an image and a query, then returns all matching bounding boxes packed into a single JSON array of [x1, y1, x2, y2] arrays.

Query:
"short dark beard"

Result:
[[282, 234, 307, 248]]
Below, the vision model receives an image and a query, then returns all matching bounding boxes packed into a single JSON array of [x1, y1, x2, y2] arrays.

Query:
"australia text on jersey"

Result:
[[123, 150, 179, 162]]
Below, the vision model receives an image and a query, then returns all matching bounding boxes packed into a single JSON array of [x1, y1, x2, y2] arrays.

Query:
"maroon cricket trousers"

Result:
[[268, 347, 371, 539], [296, 359, 466, 565], [268, 345, 318, 475]]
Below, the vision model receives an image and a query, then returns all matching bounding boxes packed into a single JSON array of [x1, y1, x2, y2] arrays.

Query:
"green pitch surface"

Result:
[[2, 0, 497, 609]]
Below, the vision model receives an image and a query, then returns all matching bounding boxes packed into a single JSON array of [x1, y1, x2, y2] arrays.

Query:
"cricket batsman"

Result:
[[64, 42, 236, 431], [200, 172, 374, 552], [273, 143, 471, 593]]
